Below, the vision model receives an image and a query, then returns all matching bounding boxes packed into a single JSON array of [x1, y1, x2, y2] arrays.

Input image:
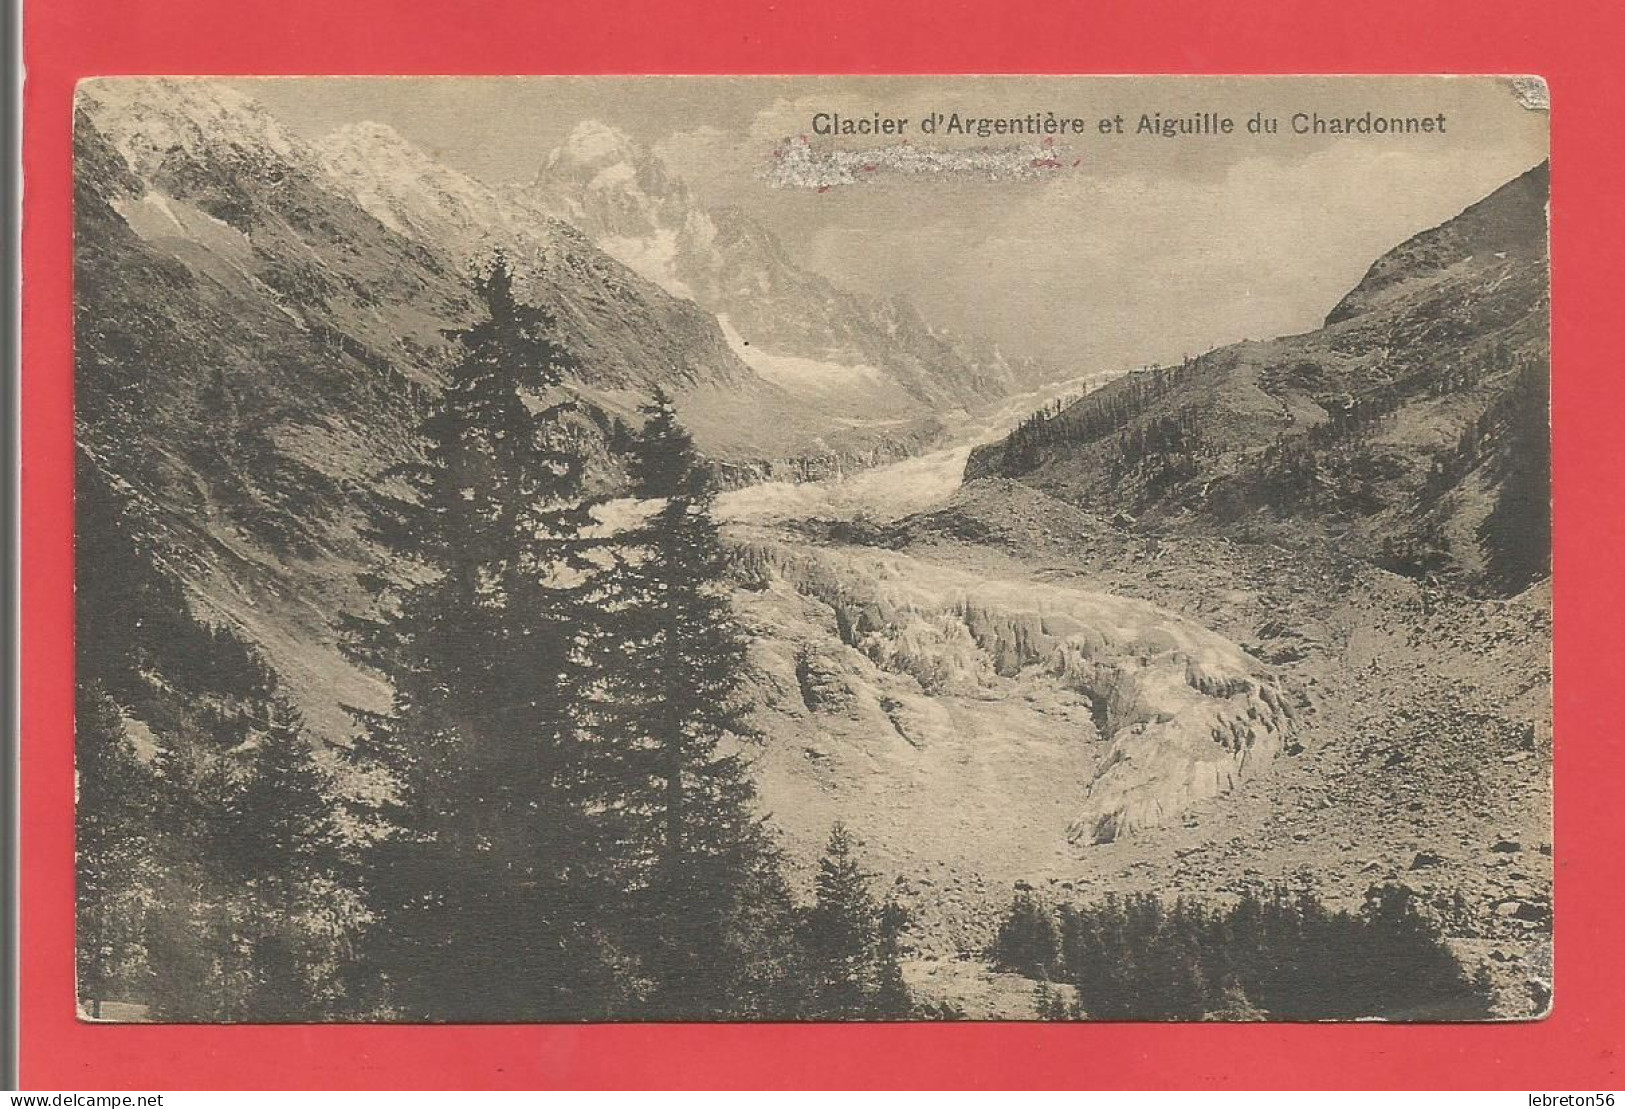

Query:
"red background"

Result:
[[19, 0, 1625, 1089]]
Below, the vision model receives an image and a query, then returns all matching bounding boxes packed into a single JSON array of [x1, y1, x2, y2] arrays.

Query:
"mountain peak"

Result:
[[311, 120, 559, 250], [1326, 160, 1549, 326], [76, 78, 306, 175], [323, 120, 420, 157], [549, 120, 647, 173], [316, 121, 452, 185], [521, 120, 697, 251]]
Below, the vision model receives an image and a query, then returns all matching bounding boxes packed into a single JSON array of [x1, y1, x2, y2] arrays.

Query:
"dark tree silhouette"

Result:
[[222, 700, 350, 1020], [799, 823, 912, 1018], [578, 386, 805, 1017], [75, 683, 158, 1019], [1005, 884, 1494, 1020], [345, 255, 628, 1020], [991, 890, 1060, 979]]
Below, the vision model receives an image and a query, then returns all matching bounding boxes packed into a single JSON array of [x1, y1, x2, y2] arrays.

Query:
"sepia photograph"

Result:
[[71, 75, 1552, 1024]]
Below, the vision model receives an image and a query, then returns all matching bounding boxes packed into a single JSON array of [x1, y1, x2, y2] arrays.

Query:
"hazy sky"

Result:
[[240, 76, 1548, 369]]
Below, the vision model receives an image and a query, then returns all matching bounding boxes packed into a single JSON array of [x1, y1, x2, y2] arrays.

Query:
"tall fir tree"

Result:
[[227, 701, 342, 881], [346, 255, 628, 1020], [992, 890, 1060, 978], [579, 386, 804, 1017]]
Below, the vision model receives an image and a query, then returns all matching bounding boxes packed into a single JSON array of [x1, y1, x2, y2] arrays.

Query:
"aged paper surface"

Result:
[[73, 76, 1550, 1022]]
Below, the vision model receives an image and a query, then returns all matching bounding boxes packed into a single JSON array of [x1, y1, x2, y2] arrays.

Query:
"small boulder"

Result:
[[1492, 898, 1551, 923]]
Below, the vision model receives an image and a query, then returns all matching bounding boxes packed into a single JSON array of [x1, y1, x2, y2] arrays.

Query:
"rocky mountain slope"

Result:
[[968, 162, 1551, 598], [519, 121, 1054, 413], [705, 162, 1551, 1016], [884, 164, 1554, 1013], [311, 113, 1059, 456], [78, 82, 784, 421], [308, 116, 886, 466]]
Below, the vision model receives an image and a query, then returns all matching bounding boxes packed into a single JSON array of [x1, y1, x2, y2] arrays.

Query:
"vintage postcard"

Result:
[[72, 75, 1551, 1023]]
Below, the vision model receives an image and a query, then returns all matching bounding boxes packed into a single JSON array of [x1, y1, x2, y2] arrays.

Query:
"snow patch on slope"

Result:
[[715, 314, 899, 398], [598, 229, 693, 298]]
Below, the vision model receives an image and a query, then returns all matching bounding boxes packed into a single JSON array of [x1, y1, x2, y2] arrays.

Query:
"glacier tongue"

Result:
[[739, 538, 1294, 849]]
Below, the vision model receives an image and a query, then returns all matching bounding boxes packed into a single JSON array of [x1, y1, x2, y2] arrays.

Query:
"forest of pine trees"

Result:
[[1256, 344, 1542, 526], [997, 359, 1205, 477], [76, 449, 355, 1020], [992, 332, 1550, 599], [77, 257, 920, 1022], [991, 885, 1495, 1021]]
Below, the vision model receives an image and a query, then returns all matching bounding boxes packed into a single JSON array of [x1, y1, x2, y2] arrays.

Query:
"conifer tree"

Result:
[[75, 683, 159, 1019], [346, 255, 625, 1020], [78, 447, 359, 1021], [803, 823, 877, 1016], [799, 822, 912, 1018], [871, 894, 914, 1019], [225, 700, 351, 1020], [228, 701, 341, 879], [579, 386, 801, 1016], [992, 890, 1060, 978]]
